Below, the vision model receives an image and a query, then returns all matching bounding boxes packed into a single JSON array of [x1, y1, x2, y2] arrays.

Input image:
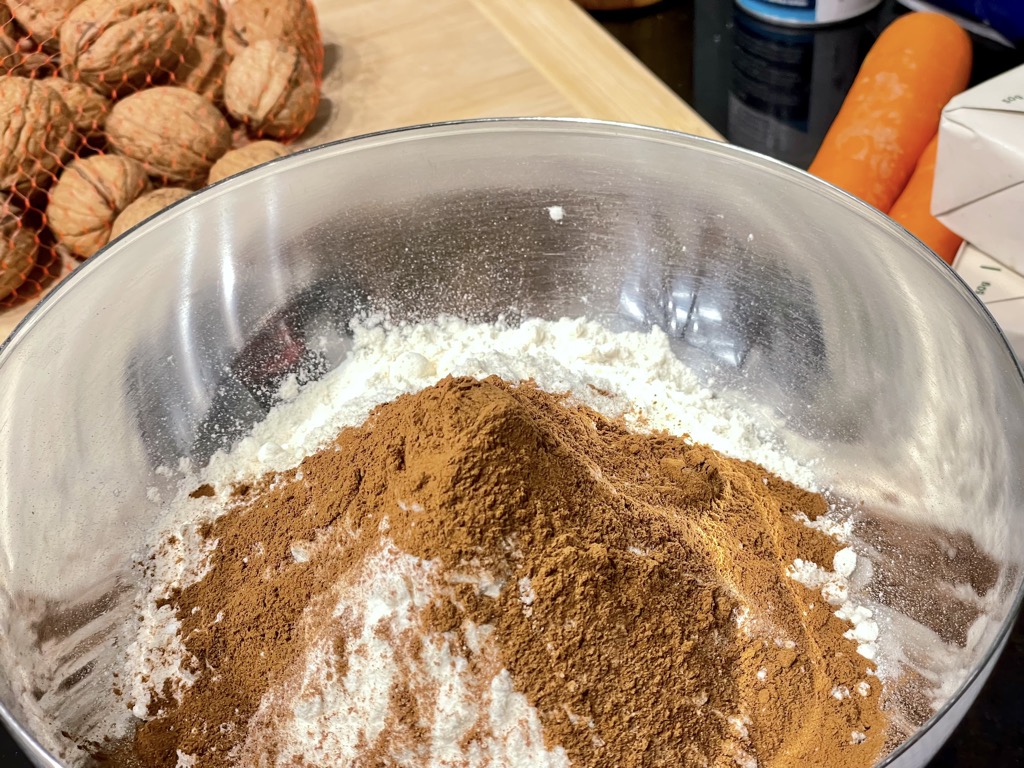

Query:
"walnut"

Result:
[[207, 140, 288, 184], [110, 186, 189, 239], [223, 0, 322, 78], [172, 34, 227, 102], [47, 154, 150, 258], [0, 30, 15, 72], [4, 2, 61, 75], [0, 76, 77, 192], [169, 0, 221, 37], [8, 48, 60, 77], [224, 40, 318, 140], [106, 85, 231, 186], [1, 27, 60, 77], [60, 0, 187, 97], [10, 0, 83, 52], [40, 77, 110, 138], [1, 198, 38, 299]]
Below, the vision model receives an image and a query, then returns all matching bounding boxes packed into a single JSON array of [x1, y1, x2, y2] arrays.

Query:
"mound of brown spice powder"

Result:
[[118, 375, 887, 768]]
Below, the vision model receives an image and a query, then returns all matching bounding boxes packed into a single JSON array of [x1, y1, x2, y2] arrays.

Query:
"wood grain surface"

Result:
[[0, 0, 719, 341]]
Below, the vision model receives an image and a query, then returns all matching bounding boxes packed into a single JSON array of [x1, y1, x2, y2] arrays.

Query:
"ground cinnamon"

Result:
[[119, 375, 887, 767]]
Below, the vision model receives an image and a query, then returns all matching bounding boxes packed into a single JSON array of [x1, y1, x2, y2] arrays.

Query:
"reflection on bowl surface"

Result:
[[0, 119, 1022, 768]]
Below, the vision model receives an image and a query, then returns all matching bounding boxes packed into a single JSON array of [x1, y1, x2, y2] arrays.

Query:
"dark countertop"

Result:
[[3, 1, 1023, 765]]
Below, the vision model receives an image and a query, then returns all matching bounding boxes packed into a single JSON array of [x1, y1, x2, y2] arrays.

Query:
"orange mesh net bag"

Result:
[[1, 0, 324, 307]]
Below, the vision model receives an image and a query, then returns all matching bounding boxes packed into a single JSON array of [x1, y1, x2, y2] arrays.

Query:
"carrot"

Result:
[[888, 135, 962, 264], [808, 13, 971, 213]]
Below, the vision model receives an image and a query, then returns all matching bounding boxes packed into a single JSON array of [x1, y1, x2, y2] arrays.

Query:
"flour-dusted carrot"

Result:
[[889, 135, 962, 264], [808, 13, 972, 213]]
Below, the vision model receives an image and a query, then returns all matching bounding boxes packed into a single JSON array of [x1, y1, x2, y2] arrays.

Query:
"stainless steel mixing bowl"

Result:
[[1, 119, 1022, 767]]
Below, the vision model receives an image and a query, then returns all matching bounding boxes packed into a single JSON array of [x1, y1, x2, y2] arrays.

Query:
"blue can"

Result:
[[736, 0, 883, 27]]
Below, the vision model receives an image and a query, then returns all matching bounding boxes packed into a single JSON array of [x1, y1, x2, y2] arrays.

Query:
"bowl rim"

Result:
[[1, 116, 1022, 768]]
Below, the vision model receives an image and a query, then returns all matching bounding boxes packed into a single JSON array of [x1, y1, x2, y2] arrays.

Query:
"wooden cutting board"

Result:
[[303, 0, 718, 145], [0, 0, 719, 341]]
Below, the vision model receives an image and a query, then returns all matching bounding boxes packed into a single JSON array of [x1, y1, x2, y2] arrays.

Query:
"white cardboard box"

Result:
[[953, 243, 1024, 358], [934, 64, 1024, 274]]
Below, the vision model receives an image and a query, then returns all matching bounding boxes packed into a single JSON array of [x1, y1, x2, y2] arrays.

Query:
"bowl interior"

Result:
[[1, 120, 1023, 767]]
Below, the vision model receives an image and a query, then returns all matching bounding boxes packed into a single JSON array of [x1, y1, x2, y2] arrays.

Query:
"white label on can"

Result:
[[737, 0, 881, 23], [815, 0, 881, 23]]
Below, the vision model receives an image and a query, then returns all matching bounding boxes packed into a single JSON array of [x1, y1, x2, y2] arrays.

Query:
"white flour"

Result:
[[234, 544, 570, 767], [788, 550, 880, 662], [204, 315, 818, 488], [130, 316, 887, 766]]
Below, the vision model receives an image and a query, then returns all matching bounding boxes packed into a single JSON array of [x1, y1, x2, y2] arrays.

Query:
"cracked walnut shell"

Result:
[[1, 199, 38, 299], [224, 40, 319, 140], [172, 35, 228, 103], [48, 154, 151, 258], [106, 86, 231, 186], [0, 76, 77, 192], [223, 0, 322, 78], [60, 0, 187, 97]]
